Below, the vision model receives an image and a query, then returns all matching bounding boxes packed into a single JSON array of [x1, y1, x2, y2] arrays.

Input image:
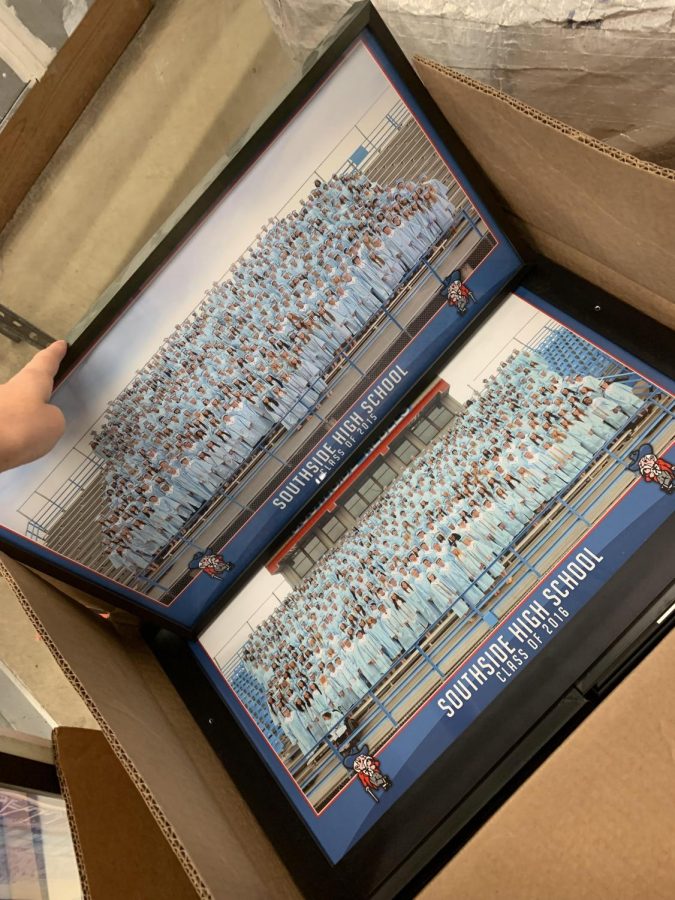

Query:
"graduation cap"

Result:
[[627, 443, 655, 472]]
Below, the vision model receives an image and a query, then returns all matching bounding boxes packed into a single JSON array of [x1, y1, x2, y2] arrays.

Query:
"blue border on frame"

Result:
[[191, 287, 674, 863], [0, 26, 522, 629]]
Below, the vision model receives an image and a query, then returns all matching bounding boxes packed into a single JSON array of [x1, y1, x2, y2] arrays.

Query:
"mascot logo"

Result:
[[627, 443, 674, 494], [445, 269, 476, 316], [188, 551, 234, 579], [343, 744, 392, 803]]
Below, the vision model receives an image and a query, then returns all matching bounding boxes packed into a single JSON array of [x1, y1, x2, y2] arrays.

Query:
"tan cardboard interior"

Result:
[[418, 624, 675, 900], [54, 726, 199, 900], [0, 0, 152, 233], [414, 57, 675, 330], [2, 55, 674, 899], [0, 555, 300, 900]]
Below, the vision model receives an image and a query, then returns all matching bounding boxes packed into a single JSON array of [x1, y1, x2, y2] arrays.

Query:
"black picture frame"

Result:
[[0, 2, 525, 633], [147, 259, 674, 897], [0, 748, 60, 797], [0, 0, 670, 888]]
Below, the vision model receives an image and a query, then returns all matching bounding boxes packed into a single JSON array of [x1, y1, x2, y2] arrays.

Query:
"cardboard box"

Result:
[[1, 55, 674, 899], [417, 620, 675, 900], [0, 0, 152, 234], [414, 55, 675, 330]]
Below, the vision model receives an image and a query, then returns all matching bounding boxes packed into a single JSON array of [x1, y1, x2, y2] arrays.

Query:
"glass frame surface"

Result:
[[0, 5, 522, 633], [148, 261, 674, 899], [190, 262, 675, 863]]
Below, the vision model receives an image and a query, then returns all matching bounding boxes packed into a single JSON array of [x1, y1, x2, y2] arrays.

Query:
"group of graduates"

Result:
[[238, 348, 644, 757], [90, 172, 460, 572]]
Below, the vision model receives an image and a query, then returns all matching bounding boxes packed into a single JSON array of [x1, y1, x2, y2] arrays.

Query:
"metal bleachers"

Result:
[[530, 324, 622, 379], [43, 472, 139, 584], [357, 113, 476, 217], [220, 384, 675, 812], [229, 664, 286, 753], [211, 332, 672, 809]]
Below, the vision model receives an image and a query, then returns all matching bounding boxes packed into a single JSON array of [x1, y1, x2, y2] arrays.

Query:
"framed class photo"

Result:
[[2, 3, 674, 896], [0, 6, 521, 630], [186, 274, 674, 893]]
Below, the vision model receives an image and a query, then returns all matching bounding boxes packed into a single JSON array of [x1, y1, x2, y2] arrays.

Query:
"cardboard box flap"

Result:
[[0, 555, 300, 900], [414, 56, 675, 329], [418, 623, 675, 899], [54, 726, 199, 900]]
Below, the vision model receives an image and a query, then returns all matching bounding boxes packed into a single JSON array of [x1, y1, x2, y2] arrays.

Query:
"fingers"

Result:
[[11, 340, 68, 402]]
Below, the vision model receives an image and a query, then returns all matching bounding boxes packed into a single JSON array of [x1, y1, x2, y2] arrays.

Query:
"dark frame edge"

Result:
[[0, 749, 61, 795], [19, 0, 526, 634], [0, 540, 193, 638]]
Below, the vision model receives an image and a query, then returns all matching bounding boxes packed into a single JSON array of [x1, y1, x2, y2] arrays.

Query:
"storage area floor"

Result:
[[0, 0, 298, 382]]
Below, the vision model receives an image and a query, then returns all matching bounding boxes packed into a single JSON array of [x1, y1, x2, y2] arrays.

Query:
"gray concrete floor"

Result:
[[0, 0, 299, 729], [0, 0, 300, 382]]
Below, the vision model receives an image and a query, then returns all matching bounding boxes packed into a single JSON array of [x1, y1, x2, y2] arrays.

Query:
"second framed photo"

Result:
[[193, 282, 674, 871]]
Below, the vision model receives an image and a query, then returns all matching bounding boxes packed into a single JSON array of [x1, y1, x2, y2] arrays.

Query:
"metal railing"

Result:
[[25, 454, 103, 544], [335, 99, 409, 178]]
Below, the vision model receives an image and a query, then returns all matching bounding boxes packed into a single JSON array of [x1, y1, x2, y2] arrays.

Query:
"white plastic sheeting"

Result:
[[263, 0, 675, 165]]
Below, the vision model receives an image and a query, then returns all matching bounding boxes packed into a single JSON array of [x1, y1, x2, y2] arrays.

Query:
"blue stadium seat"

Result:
[[530, 326, 613, 378], [348, 145, 369, 168]]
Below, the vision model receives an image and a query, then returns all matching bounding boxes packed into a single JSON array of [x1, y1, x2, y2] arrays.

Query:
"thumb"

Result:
[[9, 340, 68, 402], [30, 403, 67, 459]]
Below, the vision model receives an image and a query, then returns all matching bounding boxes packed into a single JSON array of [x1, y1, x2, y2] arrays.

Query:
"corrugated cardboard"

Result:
[[414, 56, 675, 329], [54, 727, 199, 900], [1, 51, 674, 900], [419, 624, 675, 900], [0, 555, 300, 900], [0, 0, 152, 234]]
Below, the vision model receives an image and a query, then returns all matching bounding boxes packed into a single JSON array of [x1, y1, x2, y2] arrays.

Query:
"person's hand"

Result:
[[0, 341, 68, 473]]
